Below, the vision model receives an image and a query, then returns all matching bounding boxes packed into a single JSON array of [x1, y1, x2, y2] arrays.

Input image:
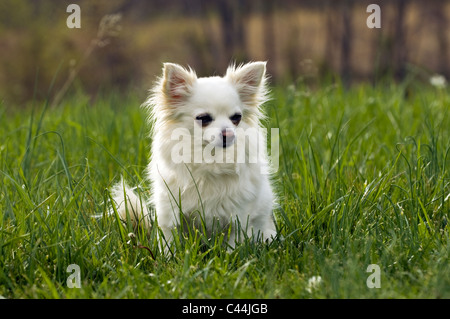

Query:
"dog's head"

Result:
[[149, 62, 268, 150]]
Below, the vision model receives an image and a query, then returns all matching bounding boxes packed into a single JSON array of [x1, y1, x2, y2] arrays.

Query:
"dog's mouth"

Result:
[[201, 139, 233, 148], [202, 132, 235, 148], [221, 135, 235, 148]]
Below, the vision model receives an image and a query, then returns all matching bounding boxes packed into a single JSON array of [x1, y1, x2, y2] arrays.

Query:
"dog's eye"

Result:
[[230, 113, 242, 125], [196, 114, 213, 127]]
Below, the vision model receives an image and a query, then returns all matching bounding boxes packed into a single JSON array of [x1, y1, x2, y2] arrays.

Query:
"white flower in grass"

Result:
[[429, 74, 447, 89], [306, 275, 322, 293]]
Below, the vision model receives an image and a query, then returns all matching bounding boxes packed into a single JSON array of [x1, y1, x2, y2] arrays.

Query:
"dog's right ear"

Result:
[[162, 63, 197, 103]]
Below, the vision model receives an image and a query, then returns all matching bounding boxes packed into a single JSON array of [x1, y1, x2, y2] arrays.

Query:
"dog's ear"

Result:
[[162, 63, 197, 103], [226, 61, 267, 105]]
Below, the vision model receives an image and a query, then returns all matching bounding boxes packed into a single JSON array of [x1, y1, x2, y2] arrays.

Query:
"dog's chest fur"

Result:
[[152, 160, 264, 229]]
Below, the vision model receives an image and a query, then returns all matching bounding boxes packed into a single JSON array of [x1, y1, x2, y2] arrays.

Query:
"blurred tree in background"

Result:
[[0, 0, 448, 106]]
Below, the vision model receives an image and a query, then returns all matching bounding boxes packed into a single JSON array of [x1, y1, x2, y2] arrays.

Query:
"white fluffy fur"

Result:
[[111, 61, 276, 250]]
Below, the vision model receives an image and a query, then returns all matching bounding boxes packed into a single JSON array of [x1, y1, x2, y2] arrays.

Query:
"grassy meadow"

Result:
[[0, 80, 449, 298]]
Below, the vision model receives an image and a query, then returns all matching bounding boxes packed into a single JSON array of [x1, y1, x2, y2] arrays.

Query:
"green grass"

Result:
[[0, 81, 449, 298]]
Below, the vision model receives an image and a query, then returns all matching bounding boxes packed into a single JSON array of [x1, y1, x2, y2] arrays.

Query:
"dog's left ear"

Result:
[[226, 61, 267, 105]]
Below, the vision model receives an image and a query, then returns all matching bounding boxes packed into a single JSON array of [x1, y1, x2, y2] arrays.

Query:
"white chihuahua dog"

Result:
[[111, 61, 277, 250]]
